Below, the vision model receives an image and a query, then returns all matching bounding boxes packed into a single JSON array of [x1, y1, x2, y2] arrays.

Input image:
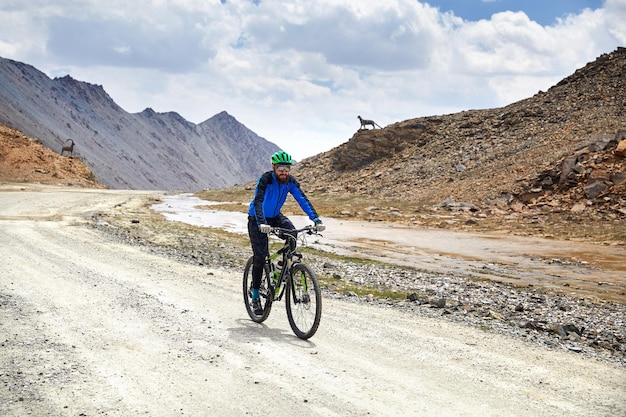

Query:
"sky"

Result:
[[1, 0, 624, 161]]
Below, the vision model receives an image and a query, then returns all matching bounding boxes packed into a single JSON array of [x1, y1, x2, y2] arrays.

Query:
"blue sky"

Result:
[[428, 0, 605, 25], [0, 0, 624, 161]]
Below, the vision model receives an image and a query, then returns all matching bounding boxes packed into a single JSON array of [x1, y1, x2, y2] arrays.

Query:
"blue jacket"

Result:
[[248, 171, 319, 225]]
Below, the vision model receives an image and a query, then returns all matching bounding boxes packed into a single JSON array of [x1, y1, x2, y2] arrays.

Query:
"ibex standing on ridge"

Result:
[[61, 139, 75, 156], [358, 115, 382, 130]]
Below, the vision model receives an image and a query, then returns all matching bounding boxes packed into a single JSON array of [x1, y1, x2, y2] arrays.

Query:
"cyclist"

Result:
[[247, 151, 325, 315]]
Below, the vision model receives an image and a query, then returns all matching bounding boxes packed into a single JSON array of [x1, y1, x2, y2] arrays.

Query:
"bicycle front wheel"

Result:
[[285, 263, 322, 339], [243, 257, 273, 323]]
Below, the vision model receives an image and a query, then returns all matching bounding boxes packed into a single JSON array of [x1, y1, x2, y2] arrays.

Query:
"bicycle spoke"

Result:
[[286, 264, 321, 339]]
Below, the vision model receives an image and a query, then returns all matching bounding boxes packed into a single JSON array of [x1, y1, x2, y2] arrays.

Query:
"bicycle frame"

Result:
[[267, 227, 307, 301]]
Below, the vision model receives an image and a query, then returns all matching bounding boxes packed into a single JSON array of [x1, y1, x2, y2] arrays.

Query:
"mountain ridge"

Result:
[[1, 49, 625, 238], [0, 57, 279, 191]]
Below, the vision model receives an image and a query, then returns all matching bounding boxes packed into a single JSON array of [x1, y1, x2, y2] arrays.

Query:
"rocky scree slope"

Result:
[[294, 48, 626, 231]]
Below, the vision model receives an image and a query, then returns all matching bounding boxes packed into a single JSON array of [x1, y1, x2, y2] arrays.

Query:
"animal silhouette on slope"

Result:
[[61, 139, 75, 156], [358, 115, 382, 130]]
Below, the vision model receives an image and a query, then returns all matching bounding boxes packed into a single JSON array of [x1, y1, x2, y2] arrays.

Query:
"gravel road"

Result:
[[1, 184, 624, 417]]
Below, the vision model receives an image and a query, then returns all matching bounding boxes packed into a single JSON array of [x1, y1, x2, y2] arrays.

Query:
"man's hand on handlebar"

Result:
[[259, 224, 271, 234], [313, 218, 325, 232]]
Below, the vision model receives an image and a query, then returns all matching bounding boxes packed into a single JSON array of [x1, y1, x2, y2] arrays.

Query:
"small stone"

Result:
[[615, 140, 626, 157], [488, 310, 504, 320], [431, 298, 446, 308]]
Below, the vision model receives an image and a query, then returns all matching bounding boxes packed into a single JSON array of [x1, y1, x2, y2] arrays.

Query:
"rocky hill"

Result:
[[294, 48, 626, 228], [0, 57, 279, 191], [0, 123, 102, 188]]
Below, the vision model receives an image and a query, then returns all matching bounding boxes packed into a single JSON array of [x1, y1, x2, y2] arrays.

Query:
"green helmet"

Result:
[[271, 151, 292, 165]]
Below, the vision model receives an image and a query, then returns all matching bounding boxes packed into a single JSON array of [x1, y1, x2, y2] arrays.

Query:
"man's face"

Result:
[[274, 164, 290, 183]]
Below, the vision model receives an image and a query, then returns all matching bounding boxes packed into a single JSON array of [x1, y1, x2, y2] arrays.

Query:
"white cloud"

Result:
[[0, 0, 623, 160]]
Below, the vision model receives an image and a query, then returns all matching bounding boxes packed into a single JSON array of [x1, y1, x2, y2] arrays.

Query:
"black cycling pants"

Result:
[[248, 214, 295, 289]]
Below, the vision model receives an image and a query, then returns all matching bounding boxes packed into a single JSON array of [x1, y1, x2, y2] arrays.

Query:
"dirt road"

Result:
[[1, 185, 624, 417]]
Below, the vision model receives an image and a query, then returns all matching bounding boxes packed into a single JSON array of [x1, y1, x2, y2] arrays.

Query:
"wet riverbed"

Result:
[[152, 194, 626, 302]]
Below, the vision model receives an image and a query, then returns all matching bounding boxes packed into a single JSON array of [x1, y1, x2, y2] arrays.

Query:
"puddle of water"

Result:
[[151, 194, 249, 234]]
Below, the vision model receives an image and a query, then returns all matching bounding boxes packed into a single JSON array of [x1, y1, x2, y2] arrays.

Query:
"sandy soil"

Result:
[[1, 184, 624, 417]]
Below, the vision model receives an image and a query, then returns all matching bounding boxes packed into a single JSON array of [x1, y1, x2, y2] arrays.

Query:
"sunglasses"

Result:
[[275, 165, 291, 172]]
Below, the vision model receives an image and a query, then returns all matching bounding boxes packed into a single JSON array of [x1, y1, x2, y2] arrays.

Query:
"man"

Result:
[[247, 151, 325, 315]]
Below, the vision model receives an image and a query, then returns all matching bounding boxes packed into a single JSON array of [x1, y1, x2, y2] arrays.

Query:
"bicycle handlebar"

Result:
[[270, 224, 320, 238]]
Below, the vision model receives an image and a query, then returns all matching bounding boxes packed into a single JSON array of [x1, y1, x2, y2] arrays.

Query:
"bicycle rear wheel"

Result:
[[285, 263, 322, 339], [243, 257, 273, 322]]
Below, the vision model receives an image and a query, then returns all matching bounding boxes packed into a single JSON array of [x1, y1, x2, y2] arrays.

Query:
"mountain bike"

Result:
[[243, 225, 322, 339]]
